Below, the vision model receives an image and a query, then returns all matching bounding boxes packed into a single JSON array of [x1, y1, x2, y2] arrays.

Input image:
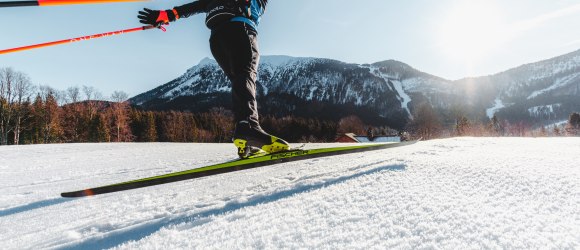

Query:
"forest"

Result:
[[1, 67, 579, 145]]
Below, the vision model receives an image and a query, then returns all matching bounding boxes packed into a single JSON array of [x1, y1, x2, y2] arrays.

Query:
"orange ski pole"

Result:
[[0, 25, 159, 55], [0, 0, 148, 8]]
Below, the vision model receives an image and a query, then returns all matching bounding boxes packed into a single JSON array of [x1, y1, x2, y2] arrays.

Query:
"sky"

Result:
[[1, 0, 580, 98]]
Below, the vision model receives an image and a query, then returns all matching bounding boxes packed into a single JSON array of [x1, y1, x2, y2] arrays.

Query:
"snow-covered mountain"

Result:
[[131, 50, 580, 128], [130, 56, 446, 129]]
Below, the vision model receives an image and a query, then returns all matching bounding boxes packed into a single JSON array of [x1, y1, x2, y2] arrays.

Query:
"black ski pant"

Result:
[[209, 22, 260, 127]]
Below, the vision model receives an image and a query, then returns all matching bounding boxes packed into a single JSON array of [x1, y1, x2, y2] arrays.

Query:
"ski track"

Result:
[[0, 138, 579, 249]]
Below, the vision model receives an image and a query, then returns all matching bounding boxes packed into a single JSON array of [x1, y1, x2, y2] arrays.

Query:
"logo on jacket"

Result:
[[208, 5, 225, 15]]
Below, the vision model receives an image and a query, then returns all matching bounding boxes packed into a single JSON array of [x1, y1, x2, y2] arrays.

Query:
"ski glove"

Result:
[[138, 8, 179, 27]]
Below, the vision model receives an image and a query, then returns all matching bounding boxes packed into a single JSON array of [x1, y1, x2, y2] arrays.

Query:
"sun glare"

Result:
[[437, 1, 505, 67]]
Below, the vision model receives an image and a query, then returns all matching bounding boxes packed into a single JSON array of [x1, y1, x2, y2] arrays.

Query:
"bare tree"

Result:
[[0, 68, 32, 144], [337, 115, 366, 135], [12, 72, 35, 144], [208, 107, 234, 143], [62, 86, 83, 142], [109, 91, 133, 142], [0, 68, 16, 145], [407, 102, 442, 140], [66, 86, 81, 104], [82, 85, 103, 121]]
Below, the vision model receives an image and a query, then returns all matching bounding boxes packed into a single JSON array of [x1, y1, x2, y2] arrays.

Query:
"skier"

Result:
[[137, 0, 290, 158]]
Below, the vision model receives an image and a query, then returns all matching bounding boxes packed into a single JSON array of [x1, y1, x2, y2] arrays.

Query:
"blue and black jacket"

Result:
[[173, 0, 267, 31]]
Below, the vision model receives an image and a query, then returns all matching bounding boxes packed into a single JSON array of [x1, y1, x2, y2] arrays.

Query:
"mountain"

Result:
[[130, 50, 580, 129], [469, 50, 580, 124], [130, 56, 448, 129]]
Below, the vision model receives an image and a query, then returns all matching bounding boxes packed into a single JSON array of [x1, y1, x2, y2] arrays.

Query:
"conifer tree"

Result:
[[43, 89, 62, 143], [29, 94, 45, 144], [143, 111, 157, 142], [553, 125, 561, 137], [455, 116, 471, 136], [89, 113, 110, 142], [489, 114, 503, 136], [566, 112, 580, 136]]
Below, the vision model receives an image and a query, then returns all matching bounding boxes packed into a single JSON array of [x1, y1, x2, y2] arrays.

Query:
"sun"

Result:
[[437, 1, 505, 66]]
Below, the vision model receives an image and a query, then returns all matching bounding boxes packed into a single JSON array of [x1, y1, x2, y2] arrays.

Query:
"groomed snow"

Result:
[[1, 138, 579, 249]]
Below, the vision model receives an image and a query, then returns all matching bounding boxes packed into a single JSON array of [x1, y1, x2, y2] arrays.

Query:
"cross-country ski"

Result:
[[60, 140, 419, 197]]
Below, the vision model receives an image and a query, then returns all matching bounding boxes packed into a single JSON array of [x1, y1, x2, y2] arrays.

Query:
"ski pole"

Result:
[[0, 25, 161, 55], [0, 0, 148, 8]]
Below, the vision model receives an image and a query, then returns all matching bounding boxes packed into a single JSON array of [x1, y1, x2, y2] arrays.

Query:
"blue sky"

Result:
[[1, 0, 580, 98]]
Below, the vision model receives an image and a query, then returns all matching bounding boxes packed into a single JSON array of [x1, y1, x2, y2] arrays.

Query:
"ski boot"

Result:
[[233, 121, 290, 159]]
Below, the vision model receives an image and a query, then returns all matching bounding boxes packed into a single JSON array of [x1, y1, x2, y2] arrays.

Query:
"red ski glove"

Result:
[[138, 8, 179, 27]]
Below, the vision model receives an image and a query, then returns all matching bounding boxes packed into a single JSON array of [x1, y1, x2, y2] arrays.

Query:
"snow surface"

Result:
[[1, 138, 579, 249], [355, 136, 401, 143]]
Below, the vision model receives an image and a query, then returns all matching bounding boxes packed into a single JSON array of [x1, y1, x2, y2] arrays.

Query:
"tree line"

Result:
[[2, 67, 579, 145], [406, 102, 580, 140], [0, 68, 397, 145]]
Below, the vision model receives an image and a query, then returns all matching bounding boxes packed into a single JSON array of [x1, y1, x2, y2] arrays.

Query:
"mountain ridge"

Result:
[[130, 49, 580, 129]]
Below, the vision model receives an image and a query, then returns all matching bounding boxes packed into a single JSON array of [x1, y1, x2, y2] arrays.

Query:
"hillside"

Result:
[[131, 50, 580, 129], [1, 138, 578, 249]]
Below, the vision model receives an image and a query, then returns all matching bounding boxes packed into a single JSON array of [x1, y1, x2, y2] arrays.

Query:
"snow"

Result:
[[260, 55, 313, 68], [545, 120, 569, 129], [162, 75, 201, 100], [366, 66, 413, 116], [1, 138, 579, 249], [527, 103, 562, 117], [197, 57, 216, 67], [527, 72, 580, 99], [355, 136, 401, 143], [307, 86, 318, 101], [391, 79, 413, 116], [486, 97, 506, 118]]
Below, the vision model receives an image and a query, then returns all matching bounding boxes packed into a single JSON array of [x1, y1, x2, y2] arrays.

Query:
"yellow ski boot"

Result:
[[233, 121, 290, 159]]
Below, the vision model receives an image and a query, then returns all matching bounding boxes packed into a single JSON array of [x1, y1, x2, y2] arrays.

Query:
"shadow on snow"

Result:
[[0, 198, 71, 218], [60, 163, 406, 250]]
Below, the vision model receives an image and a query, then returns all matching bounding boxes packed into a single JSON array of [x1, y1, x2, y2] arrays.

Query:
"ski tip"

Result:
[[61, 189, 94, 198]]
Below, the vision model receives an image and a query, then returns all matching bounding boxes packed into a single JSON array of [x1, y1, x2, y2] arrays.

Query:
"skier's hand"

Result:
[[138, 8, 179, 27]]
